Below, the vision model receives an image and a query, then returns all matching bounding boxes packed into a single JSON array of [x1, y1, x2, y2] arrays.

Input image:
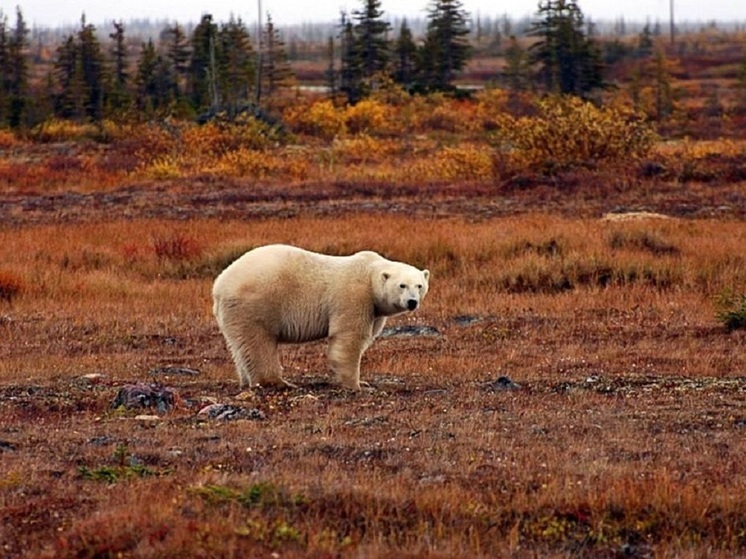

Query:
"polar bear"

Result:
[[212, 244, 430, 390]]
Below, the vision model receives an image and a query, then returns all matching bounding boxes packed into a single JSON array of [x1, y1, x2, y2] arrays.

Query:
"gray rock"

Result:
[[453, 315, 482, 326], [112, 384, 179, 413], [379, 325, 440, 338], [197, 403, 266, 421], [0, 440, 16, 452], [482, 376, 521, 391]]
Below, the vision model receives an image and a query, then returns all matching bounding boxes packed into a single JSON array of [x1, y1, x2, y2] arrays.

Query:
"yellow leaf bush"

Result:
[[284, 100, 346, 139], [492, 95, 657, 173]]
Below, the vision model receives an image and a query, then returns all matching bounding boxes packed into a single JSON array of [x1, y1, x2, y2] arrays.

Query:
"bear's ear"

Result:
[[422, 269, 430, 282], [381, 271, 391, 283]]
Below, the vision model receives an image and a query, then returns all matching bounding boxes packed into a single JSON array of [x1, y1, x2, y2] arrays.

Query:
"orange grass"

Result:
[[1, 214, 745, 557]]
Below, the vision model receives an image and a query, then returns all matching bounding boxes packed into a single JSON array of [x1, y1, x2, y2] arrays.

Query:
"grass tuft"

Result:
[[152, 233, 203, 261], [715, 290, 746, 331], [608, 229, 680, 255], [0, 271, 25, 303]]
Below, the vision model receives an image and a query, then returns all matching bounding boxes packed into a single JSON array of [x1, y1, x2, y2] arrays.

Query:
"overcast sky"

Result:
[[11, 0, 745, 28]]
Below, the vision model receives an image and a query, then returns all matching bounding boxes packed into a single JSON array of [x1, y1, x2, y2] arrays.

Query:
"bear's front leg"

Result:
[[327, 333, 368, 390]]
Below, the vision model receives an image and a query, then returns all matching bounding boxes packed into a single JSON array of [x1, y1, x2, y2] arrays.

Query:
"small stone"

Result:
[[148, 366, 200, 377], [483, 376, 521, 391], [88, 435, 114, 446], [197, 403, 265, 421], [112, 383, 180, 413], [0, 440, 17, 452], [134, 414, 161, 422], [379, 325, 440, 338], [453, 315, 482, 326]]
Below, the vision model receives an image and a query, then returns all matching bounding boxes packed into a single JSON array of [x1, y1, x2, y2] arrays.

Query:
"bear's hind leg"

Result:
[[222, 322, 291, 388]]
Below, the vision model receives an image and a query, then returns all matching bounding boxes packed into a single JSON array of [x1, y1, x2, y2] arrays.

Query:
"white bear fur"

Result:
[[212, 244, 430, 390]]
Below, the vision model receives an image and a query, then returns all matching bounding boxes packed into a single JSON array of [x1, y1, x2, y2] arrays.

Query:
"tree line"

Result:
[[0, 0, 638, 129]]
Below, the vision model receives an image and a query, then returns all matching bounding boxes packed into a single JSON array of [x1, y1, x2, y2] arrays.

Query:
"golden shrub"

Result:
[[182, 123, 226, 158], [343, 99, 389, 134], [417, 97, 479, 134], [331, 135, 399, 164], [224, 115, 282, 150], [30, 119, 98, 142], [0, 129, 20, 148], [493, 95, 657, 173], [284, 100, 346, 139], [410, 145, 494, 182], [474, 88, 511, 120], [210, 148, 280, 178], [138, 155, 183, 180]]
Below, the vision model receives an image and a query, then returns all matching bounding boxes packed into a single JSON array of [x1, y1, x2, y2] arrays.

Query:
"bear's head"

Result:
[[375, 264, 430, 316]]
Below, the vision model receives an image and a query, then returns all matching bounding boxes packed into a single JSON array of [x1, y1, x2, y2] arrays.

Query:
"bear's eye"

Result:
[[416, 284, 422, 289], [399, 283, 407, 289]]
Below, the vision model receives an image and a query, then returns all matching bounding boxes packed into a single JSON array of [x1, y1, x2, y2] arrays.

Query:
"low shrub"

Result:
[[494, 257, 682, 293], [608, 230, 680, 255], [0, 271, 24, 303], [284, 100, 346, 139], [410, 145, 495, 182], [152, 233, 203, 262], [492, 95, 657, 174], [343, 99, 389, 134], [716, 290, 746, 331]]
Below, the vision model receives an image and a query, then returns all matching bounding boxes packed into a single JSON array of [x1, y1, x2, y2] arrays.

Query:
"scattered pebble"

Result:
[[453, 315, 482, 326], [112, 384, 180, 413], [602, 211, 671, 221], [134, 414, 161, 422], [148, 366, 200, 377], [482, 376, 521, 391], [0, 440, 17, 452], [79, 373, 106, 381], [197, 404, 266, 421], [379, 325, 441, 338], [88, 435, 114, 446]]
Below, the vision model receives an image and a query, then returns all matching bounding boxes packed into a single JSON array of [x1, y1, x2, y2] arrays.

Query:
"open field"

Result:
[[2, 165, 746, 557], [1, 55, 746, 554]]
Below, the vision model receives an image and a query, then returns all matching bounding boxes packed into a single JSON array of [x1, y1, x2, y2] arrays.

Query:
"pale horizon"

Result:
[[10, 0, 746, 30]]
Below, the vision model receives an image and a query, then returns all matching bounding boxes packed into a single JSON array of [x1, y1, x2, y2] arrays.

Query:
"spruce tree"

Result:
[[5, 8, 28, 127], [338, 12, 363, 103], [653, 47, 673, 121], [108, 21, 130, 115], [325, 35, 337, 97], [503, 35, 530, 93], [217, 16, 254, 114], [53, 34, 85, 119], [0, 18, 10, 126], [528, 0, 604, 97], [0, 15, 8, 125], [352, 0, 391, 79], [637, 22, 654, 58], [77, 15, 107, 120], [188, 14, 218, 112], [164, 23, 190, 96], [419, 0, 471, 92], [261, 14, 294, 97], [393, 19, 417, 88], [134, 39, 159, 113]]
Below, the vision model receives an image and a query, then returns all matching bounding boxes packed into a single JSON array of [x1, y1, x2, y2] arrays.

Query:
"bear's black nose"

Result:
[[407, 299, 418, 311]]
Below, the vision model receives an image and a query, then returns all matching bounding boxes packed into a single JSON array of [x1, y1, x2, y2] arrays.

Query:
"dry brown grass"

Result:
[[1, 212, 745, 558]]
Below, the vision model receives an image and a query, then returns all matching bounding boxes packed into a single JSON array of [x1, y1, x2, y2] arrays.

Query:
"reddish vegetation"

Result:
[[1, 41, 746, 558]]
